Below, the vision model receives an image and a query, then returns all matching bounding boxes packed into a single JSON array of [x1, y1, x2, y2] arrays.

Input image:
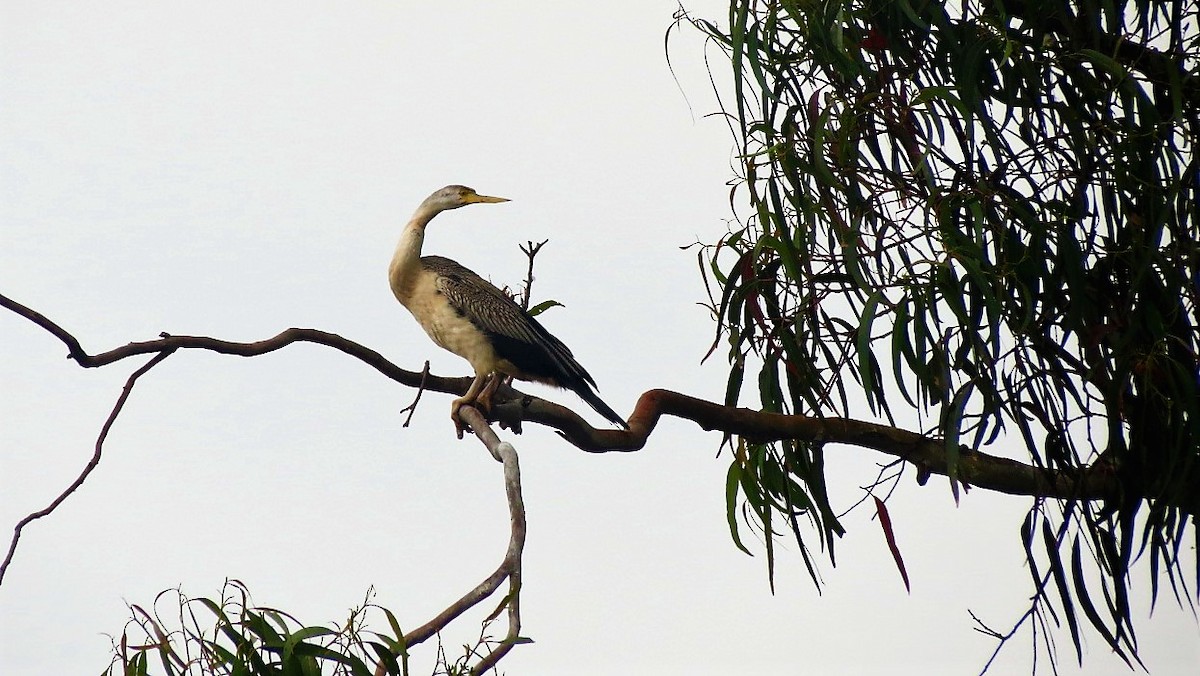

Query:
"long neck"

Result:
[[388, 205, 437, 301]]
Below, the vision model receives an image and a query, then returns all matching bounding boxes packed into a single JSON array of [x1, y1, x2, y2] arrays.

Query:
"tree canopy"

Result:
[[681, 0, 1198, 667], [3, 2, 1196, 674]]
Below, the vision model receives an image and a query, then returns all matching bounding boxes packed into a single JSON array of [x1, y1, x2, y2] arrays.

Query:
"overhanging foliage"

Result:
[[680, 0, 1198, 667]]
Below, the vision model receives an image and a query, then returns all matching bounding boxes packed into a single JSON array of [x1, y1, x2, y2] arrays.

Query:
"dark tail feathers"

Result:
[[573, 384, 628, 430]]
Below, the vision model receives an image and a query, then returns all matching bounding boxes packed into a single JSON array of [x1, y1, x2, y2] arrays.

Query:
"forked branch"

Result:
[[393, 405, 527, 674], [1, 289, 1180, 583], [0, 348, 175, 585]]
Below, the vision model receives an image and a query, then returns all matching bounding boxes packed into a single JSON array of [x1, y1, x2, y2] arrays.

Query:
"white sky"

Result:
[[1, 2, 1196, 674]]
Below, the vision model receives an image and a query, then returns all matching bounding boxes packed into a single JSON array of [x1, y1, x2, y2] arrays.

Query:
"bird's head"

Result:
[[420, 185, 509, 216]]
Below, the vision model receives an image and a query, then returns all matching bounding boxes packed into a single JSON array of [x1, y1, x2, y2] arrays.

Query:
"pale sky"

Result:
[[1, 2, 1196, 675]]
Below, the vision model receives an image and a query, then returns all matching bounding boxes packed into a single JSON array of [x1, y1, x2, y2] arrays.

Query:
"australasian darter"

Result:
[[388, 185, 628, 433]]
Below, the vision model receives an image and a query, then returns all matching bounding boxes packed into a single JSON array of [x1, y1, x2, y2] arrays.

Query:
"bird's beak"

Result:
[[466, 193, 510, 204]]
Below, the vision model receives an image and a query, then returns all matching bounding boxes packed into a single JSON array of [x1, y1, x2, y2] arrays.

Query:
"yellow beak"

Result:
[[466, 192, 510, 204]]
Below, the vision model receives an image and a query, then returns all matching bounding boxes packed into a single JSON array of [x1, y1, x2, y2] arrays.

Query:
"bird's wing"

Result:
[[422, 256, 596, 388]]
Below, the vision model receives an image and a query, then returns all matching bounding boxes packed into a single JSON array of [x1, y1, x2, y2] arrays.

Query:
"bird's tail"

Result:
[[574, 385, 629, 430]]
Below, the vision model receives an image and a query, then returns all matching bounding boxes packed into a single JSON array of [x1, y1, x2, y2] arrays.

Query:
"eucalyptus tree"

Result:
[[682, 0, 1198, 667]]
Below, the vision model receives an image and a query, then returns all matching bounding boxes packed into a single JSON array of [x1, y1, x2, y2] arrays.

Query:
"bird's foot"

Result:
[[450, 397, 470, 439], [450, 394, 494, 439], [450, 374, 500, 439]]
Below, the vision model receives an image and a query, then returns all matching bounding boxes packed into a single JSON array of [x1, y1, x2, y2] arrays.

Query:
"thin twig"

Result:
[[837, 459, 905, 519], [0, 348, 175, 585], [518, 240, 548, 311], [972, 597, 1042, 675], [398, 360, 431, 427]]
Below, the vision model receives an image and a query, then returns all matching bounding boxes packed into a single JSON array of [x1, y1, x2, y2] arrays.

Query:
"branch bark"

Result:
[[543, 388, 1134, 507], [2, 291, 1185, 524], [393, 405, 526, 675]]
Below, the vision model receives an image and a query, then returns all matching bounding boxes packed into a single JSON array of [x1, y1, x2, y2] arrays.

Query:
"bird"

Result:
[[388, 184, 628, 435]]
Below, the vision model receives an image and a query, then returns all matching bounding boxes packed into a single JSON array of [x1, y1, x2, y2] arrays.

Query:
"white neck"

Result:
[[388, 205, 437, 302]]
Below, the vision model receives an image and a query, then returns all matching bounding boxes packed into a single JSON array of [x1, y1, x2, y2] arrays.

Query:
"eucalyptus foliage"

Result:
[[106, 581, 402, 676], [103, 581, 525, 676], [682, 0, 1198, 666]]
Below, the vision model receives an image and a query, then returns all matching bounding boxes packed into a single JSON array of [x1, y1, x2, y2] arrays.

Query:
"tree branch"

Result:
[[0, 348, 175, 585], [397, 405, 527, 674], [0, 291, 474, 394], [554, 389, 1125, 498], [3, 291, 1189, 522], [518, 239, 549, 312]]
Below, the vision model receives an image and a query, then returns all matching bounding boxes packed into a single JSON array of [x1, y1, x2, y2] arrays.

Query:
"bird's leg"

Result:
[[450, 373, 488, 439], [475, 372, 502, 414]]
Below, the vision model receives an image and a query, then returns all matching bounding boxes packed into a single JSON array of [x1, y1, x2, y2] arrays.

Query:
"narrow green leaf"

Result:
[[725, 356, 745, 408], [367, 641, 402, 676], [526, 299, 564, 317], [856, 291, 883, 409], [195, 598, 246, 650], [1071, 536, 1134, 668], [291, 642, 374, 676], [913, 86, 968, 116], [379, 607, 407, 651], [725, 461, 754, 556], [891, 300, 917, 408], [1042, 519, 1082, 664], [941, 382, 975, 502], [1077, 48, 1129, 79], [282, 626, 336, 662], [133, 651, 148, 676], [763, 485, 776, 593]]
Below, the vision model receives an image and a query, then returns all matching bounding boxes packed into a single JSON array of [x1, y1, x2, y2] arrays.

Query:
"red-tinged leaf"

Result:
[[860, 27, 889, 52], [874, 496, 910, 592]]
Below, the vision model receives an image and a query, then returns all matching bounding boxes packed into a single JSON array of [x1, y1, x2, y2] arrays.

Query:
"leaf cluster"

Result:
[[679, 0, 1198, 666], [105, 581, 413, 676]]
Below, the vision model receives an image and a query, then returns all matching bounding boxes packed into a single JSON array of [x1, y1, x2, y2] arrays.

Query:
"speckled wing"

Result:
[[421, 255, 626, 428], [423, 254, 584, 383]]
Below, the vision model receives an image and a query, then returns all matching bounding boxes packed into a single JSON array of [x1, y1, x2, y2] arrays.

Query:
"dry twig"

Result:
[[398, 360, 431, 427], [0, 348, 175, 585], [518, 239, 548, 311]]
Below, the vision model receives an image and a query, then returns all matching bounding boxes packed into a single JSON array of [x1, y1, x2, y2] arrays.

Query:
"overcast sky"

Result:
[[1, 2, 1196, 674]]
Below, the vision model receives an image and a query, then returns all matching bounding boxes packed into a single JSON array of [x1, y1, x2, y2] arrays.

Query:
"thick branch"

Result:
[[4, 292, 1188, 516], [550, 389, 1142, 506]]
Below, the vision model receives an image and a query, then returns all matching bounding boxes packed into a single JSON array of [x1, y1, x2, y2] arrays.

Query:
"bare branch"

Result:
[[1, 291, 473, 394], [399, 405, 527, 672], [398, 360, 431, 427], [518, 239, 549, 312], [460, 406, 525, 674], [0, 348, 175, 585], [3, 290, 1192, 530], [549, 389, 1150, 509]]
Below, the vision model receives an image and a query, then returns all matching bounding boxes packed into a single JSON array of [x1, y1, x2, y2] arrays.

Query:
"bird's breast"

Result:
[[402, 269, 500, 376]]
